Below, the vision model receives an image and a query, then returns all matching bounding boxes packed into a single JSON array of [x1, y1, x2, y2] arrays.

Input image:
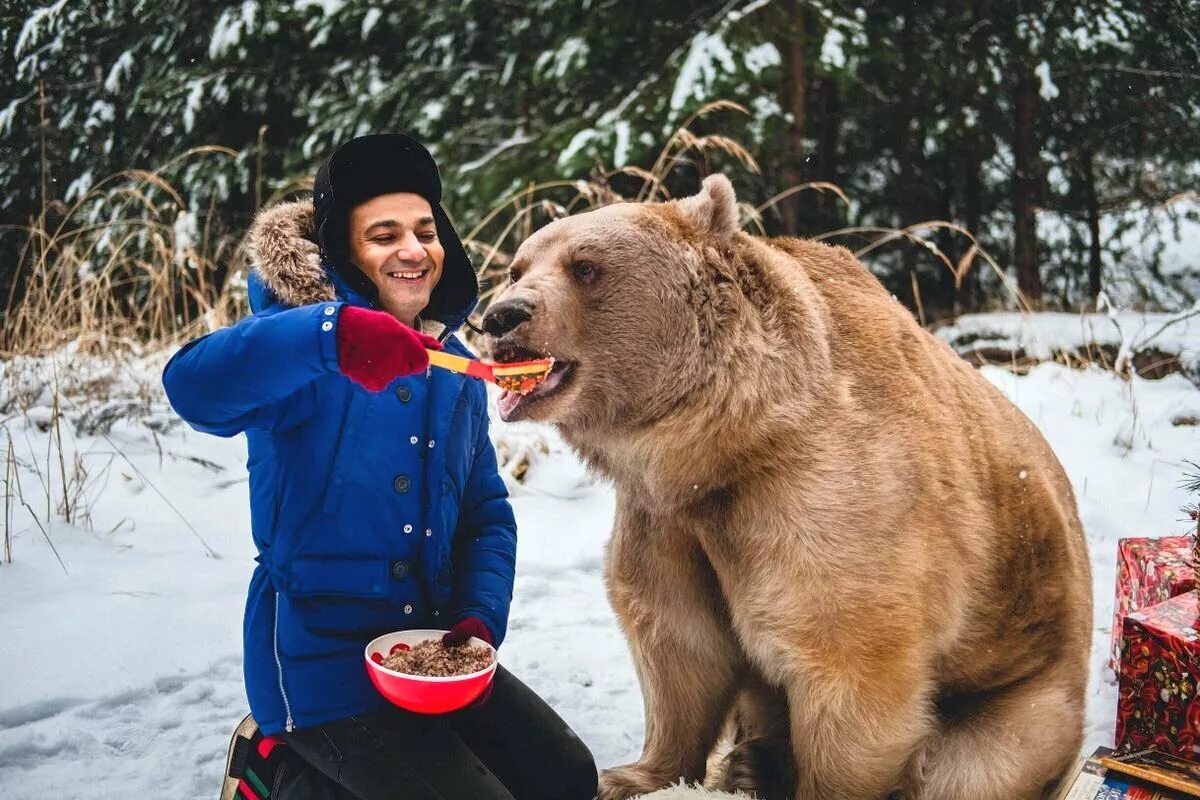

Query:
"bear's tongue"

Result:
[[497, 361, 569, 420], [498, 389, 522, 421]]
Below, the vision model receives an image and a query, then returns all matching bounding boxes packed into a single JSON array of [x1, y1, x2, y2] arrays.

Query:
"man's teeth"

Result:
[[387, 270, 425, 280]]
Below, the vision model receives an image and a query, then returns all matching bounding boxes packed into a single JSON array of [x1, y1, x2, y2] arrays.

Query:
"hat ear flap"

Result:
[[676, 174, 739, 244]]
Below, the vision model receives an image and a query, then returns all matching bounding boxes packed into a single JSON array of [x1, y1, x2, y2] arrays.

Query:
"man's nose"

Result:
[[482, 298, 535, 337], [394, 231, 425, 261]]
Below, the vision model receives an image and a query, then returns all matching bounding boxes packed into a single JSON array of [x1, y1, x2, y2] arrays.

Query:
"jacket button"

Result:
[[396, 386, 411, 402], [391, 560, 409, 579], [424, 528, 432, 537], [403, 524, 413, 534], [403, 604, 413, 615], [393, 475, 410, 493], [323, 306, 336, 316]]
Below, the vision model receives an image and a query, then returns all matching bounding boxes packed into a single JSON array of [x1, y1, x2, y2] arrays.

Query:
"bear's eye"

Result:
[[571, 260, 599, 283], [507, 267, 522, 284]]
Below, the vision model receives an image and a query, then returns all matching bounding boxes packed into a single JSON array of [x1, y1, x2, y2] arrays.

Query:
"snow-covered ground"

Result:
[[1, 317, 1199, 798], [935, 307, 1199, 374]]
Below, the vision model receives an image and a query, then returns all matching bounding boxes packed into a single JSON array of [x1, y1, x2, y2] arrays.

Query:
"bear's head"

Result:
[[482, 174, 745, 432]]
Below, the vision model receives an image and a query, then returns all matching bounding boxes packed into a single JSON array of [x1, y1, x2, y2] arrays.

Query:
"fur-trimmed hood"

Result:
[[244, 198, 477, 334]]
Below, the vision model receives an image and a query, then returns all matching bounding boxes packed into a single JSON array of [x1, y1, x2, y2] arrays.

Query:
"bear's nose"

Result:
[[482, 298, 535, 337]]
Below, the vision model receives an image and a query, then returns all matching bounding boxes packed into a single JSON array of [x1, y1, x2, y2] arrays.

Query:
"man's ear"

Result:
[[676, 174, 739, 244]]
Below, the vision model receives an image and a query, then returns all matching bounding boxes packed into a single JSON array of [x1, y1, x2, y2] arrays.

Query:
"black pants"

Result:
[[274, 666, 598, 800]]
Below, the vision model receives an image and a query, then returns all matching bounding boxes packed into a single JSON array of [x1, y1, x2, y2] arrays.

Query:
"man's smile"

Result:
[[384, 266, 430, 283]]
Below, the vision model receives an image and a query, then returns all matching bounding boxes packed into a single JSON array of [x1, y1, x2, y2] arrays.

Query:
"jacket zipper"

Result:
[[273, 591, 294, 732]]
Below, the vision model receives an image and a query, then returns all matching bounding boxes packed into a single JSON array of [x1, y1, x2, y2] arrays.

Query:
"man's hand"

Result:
[[444, 617, 495, 708], [336, 306, 442, 391], [442, 617, 493, 647]]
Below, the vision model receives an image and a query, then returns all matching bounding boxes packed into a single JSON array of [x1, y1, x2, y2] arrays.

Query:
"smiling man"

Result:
[[163, 134, 596, 800], [351, 196, 444, 321]]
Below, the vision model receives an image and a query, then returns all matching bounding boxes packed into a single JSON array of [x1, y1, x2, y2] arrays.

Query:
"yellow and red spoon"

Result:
[[426, 349, 554, 395]]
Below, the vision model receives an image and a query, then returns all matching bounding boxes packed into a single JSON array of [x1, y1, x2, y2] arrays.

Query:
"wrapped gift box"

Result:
[[1116, 591, 1200, 762], [1112, 538, 1196, 671]]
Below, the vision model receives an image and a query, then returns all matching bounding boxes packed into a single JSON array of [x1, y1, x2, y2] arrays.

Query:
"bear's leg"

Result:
[[597, 623, 743, 800], [785, 670, 931, 800], [598, 534, 744, 800], [709, 678, 795, 799], [900, 667, 1083, 800]]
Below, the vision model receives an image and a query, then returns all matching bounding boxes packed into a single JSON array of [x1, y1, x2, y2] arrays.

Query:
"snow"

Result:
[[0, 96, 24, 136], [742, 43, 780, 75], [360, 7, 381, 39], [293, 0, 345, 17], [1035, 61, 1059, 101], [2, 314, 1199, 797], [173, 210, 198, 268], [820, 27, 846, 70], [935, 309, 1200, 371], [670, 31, 736, 112], [613, 120, 632, 169], [558, 127, 601, 170], [1034, 198, 1200, 308], [458, 130, 532, 175], [726, 0, 776, 24], [102, 52, 134, 94], [183, 78, 205, 134], [14, 0, 69, 59], [535, 36, 589, 80], [63, 170, 93, 205]]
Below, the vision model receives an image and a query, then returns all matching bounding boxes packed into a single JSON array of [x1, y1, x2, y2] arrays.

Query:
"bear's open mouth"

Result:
[[492, 345, 575, 421]]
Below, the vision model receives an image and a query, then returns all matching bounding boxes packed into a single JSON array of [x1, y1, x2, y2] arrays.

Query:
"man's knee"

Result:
[[555, 731, 598, 799]]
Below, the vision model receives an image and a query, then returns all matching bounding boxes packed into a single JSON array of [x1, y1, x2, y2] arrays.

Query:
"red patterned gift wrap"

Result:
[[1116, 591, 1200, 763], [1111, 537, 1196, 671]]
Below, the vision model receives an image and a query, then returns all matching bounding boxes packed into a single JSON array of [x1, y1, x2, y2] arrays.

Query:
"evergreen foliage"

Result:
[[3, 0, 1197, 323]]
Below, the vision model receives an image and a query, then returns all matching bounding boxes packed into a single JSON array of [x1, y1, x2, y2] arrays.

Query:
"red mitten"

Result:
[[444, 617, 495, 709], [336, 306, 443, 391], [442, 617, 493, 647]]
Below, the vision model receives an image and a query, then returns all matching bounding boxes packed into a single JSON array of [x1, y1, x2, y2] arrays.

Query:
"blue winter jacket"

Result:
[[162, 201, 516, 734]]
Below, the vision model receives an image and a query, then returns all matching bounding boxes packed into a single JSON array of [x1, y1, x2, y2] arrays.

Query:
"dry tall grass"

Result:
[[2, 101, 1010, 360], [1, 146, 248, 358], [459, 101, 1018, 326]]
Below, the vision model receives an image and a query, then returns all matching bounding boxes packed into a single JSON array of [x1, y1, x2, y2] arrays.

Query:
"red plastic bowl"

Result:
[[365, 629, 497, 714]]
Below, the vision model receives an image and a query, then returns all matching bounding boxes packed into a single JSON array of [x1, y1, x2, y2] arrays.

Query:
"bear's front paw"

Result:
[[597, 763, 674, 800]]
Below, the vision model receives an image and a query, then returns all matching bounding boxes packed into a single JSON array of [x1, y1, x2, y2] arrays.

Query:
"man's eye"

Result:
[[418, 233, 437, 242], [372, 236, 394, 244]]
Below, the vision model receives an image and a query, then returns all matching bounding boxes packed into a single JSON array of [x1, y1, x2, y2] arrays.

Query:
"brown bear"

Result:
[[482, 175, 1092, 800]]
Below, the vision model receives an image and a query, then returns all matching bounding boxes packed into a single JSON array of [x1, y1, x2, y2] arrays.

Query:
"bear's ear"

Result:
[[677, 174, 739, 244]]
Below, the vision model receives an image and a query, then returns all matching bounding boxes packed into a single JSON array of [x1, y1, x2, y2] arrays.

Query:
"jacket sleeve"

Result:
[[451, 405, 518, 646], [162, 302, 344, 437]]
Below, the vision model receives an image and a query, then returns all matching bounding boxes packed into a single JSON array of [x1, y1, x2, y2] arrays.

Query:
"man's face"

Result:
[[347, 192, 445, 324]]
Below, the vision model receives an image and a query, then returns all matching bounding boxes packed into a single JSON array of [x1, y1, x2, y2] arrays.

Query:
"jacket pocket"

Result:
[[286, 556, 389, 600], [279, 557, 402, 652]]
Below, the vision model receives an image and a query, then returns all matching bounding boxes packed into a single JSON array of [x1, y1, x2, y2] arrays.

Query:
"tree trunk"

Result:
[[1082, 148, 1103, 305], [961, 131, 983, 313], [775, 0, 807, 236], [1011, 54, 1043, 305], [897, 3, 919, 299], [958, 0, 988, 314], [814, 75, 840, 231]]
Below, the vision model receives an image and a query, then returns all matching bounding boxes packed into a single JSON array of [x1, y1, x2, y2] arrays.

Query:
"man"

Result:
[[163, 134, 596, 800]]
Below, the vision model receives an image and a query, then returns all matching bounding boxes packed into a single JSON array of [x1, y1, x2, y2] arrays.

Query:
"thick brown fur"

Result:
[[484, 175, 1092, 800], [246, 199, 335, 307]]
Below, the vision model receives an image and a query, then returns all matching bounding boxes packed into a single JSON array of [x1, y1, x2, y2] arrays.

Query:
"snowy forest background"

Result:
[[1, 2, 1199, 798], [3, 0, 1199, 349]]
